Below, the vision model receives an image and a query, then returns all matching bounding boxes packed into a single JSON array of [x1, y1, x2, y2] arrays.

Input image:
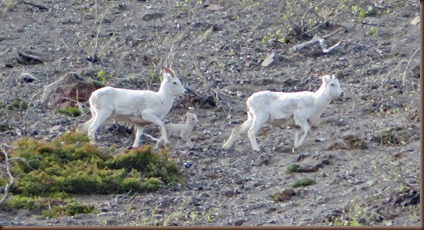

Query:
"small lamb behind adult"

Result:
[[222, 74, 344, 152], [155, 112, 198, 148], [77, 67, 186, 148]]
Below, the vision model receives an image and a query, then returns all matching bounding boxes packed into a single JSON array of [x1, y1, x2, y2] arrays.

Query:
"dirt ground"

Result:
[[0, 0, 421, 226]]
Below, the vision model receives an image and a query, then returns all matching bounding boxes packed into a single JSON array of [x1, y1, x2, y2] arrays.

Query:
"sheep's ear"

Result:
[[331, 74, 336, 79], [322, 75, 330, 83], [164, 72, 172, 81]]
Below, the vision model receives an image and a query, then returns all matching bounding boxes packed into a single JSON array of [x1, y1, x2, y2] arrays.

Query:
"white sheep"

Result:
[[222, 74, 344, 152], [155, 112, 198, 148], [77, 67, 186, 148]]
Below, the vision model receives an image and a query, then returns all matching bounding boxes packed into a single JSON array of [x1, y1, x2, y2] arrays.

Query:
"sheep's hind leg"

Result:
[[87, 110, 112, 145], [222, 115, 253, 150], [77, 109, 96, 133], [142, 112, 169, 145], [247, 115, 267, 151]]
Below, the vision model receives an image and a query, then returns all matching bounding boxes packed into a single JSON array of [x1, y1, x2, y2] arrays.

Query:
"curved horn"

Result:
[[163, 67, 176, 78]]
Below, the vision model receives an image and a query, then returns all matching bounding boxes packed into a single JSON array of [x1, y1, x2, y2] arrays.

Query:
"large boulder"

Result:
[[41, 72, 99, 108]]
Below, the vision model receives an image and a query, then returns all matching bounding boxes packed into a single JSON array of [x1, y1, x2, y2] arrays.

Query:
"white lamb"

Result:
[[222, 74, 344, 152], [155, 112, 198, 148], [77, 67, 186, 148]]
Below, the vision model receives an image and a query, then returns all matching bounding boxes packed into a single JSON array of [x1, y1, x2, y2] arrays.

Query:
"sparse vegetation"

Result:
[[286, 164, 301, 173], [271, 189, 296, 202], [1, 132, 184, 217], [5, 194, 95, 218], [371, 126, 414, 145], [57, 106, 82, 117], [5, 98, 28, 111], [293, 178, 316, 188], [10, 132, 184, 196]]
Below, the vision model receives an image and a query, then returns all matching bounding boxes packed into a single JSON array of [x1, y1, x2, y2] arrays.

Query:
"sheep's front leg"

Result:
[[132, 125, 145, 148], [182, 134, 193, 147], [292, 117, 311, 152], [292, 128, 301, 153], [142, 112, 169, 145]]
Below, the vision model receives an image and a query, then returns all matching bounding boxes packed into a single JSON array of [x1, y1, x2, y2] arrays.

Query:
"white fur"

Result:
[[222, 74, 344, 152], [77, 68, 186, 148], [155, 112, 198, 148]]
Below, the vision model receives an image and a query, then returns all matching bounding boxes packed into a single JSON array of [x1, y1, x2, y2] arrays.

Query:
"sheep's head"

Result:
[[186, 112, 198, 124], [322, 74, 344, 99], [163, 67, 187, 97]]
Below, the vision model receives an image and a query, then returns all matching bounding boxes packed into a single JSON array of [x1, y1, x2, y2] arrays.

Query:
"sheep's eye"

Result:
[[330, 83, 335, 87], [173, 82, 177, 85]]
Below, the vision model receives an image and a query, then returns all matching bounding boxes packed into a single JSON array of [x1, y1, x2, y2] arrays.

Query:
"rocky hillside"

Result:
[[0, 0, 421, 226]]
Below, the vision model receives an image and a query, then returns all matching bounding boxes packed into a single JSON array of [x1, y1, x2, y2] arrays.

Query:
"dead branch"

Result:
[[0, 146, 15, 206], [292, 27, 344, 53], [211, 88, 232, 115], [14, 48, 43, 65]]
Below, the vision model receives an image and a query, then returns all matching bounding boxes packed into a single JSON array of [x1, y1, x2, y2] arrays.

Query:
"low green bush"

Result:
[[6, 98, 28, 111], [57, 106, 82, 117], [286, 164, 301, 173], [10, 132, 184, 196], [293, 178, 316, 188], [5, 194, 95, 218]]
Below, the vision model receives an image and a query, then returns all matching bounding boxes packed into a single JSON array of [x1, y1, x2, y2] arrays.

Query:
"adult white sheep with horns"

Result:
[[77, 67, 187, 148]]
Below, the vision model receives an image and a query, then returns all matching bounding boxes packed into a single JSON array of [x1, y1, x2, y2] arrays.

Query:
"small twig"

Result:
[[91, 1, 110, 62], [0, 48, 11, 57], [349, 41, 384, 58], [380, 161, 419, 191], [299, 1, 324, 23], [402, 47, 420, 86], [305, 10, 342, 34], [62, 96, 91, 115]]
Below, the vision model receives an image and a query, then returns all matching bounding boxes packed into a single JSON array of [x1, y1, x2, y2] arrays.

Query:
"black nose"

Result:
[[340, 92, 344, 97]]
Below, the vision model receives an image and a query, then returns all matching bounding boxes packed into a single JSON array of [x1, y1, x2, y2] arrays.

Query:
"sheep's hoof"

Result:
[[222, 142, 233, 150], [252, 147, 261, 152]]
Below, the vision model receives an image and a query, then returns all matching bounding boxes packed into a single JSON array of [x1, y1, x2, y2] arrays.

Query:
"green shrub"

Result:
[[286, 164, 301, 173], [57, 106, 82, 117], [10, 132, 184, 196], [88, 79, 105, 89], [4, 195, 95, 218], [6, 98, 28, 111], [271, 189, 296, 202], [107, 146, 184, 184], [293, 178, 316, 188], [42, 201, 95, 218], [0, 123, 11, 132]]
